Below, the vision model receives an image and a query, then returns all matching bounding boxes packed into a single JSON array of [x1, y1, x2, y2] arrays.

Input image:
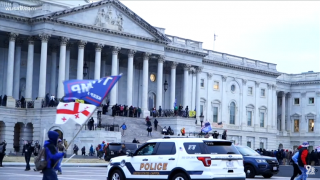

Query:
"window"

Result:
[[294, 98, 300, 105], [309, 97, 315, 104], [248, 87, 253, 95], [247, 141, 252, 148], [183, 143, 203, 154], [213, 107, 218, 123], [308, 119, 314, 132], [260, 142, 264, 149], [135, 143, 156, 156], [156, 142, 176, 155], [213, 81, 219, 90], [229, 102, 235, 124], [247, 111, 252, 126], [260, 112, 264, 127], [294, 119, 299, 132], [203, 141, 240, 154], [200, 79, 204, 87], [261, 89, 265, 97], [231, 85, 236, 92]]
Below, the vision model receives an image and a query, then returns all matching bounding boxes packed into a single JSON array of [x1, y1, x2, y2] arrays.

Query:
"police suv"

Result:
[[106, 136, 245, 180]]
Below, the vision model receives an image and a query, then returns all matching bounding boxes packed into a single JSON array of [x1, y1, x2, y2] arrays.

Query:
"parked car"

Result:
[[235, 145, 279, 178], [104, 142, 139, 161]]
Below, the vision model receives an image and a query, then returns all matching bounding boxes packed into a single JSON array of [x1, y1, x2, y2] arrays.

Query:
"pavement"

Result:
[[0, 166, 319, 180]]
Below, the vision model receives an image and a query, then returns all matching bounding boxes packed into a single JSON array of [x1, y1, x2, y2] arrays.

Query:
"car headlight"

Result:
[[255, 159, 267, 163]]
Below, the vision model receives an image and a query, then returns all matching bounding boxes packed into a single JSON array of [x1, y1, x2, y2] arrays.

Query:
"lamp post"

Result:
[[163, 80, 168, 110], [200, 113, 204, 133], [83, 62, 88, 78]]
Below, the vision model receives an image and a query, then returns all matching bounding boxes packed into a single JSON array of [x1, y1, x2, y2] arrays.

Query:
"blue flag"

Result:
[[63, 75, 122, 106], [201, 121, 212, 133]]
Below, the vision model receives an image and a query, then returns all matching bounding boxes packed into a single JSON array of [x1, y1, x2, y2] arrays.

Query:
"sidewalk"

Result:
[[3, 162, 108, 167]]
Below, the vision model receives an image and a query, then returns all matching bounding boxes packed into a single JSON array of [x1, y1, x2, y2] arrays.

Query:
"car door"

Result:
[[125, 143, 156, 179], [148, 142, 177, 179]]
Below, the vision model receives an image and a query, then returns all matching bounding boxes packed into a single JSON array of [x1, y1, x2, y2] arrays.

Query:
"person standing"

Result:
[[22, 140, 33, 171], [291, 145, 302, 180], [118, 144, 127, 155], [147, 125, 152, 137], [297, 142, 310, 180], [120, 123, 127, 136], [222, 130, 227, 140], [73, 144, 79, 155], [33, 141, 40, 156], [42, 131, 65, 180], [154, 119, 158, 131], [89, 145, 94, 156], [81, 146, 86, 156], [158, 106, 162, 117], [0, 140, 7, 167], [137, 107, 141, 117]]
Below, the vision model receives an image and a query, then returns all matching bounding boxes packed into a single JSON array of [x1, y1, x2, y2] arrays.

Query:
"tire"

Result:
[[244, 165, 255, 178], [262, 174, 273, 178], [110, 169, 125, 180], [171, 173, 189, 180]]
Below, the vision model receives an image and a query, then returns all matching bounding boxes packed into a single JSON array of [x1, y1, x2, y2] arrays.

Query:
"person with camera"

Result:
[[0, 140, 7, 167]]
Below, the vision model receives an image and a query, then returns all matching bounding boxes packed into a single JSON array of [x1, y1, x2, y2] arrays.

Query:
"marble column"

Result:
[[272, 85, 277, 129], [156, 56, 164, 109], [254, 81, 260, 128], [101, 59, 106, 78], [241, 79, 247, 126], [65, 44, 71, 80], [6, 33, 18, 107], [77, 40, 87, 80], [170, 62, 178, 109], [267, 84, 273, 129], [195, 67, 203, 122], [281, 91, 286, 131], [183, 64, 191, 108], [25, 36, 35, 100], [221, 75, 227, 124], [13, 39, 22, 100], [57, 37, 69, 99], [142, 53, 150, 112], [38, 33, 51, 100], [206, 73, 213, 120], [110, 47, 121, 106], [94, 44, 104, 80], [50, 46, 57, 96], [127, 50, 136, 106]]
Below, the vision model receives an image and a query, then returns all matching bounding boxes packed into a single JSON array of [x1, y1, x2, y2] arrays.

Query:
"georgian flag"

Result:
[[55, 102, 96, 125]]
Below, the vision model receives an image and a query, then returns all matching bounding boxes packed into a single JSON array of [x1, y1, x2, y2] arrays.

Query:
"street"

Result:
[[0, 166, 319, 180]]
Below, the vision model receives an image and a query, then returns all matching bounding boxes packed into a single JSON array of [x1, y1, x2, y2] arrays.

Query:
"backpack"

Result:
[[122, 125, 127, 130], [34, 148, 47, 170]]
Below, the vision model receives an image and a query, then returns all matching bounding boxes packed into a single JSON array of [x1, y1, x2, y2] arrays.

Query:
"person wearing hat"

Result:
[[291, 145, 302, 180], [297, 142, 310, 180]]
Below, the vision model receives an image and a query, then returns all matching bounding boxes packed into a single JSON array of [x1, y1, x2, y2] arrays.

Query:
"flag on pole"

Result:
[[212, 122, 223, 128], [201, 121, 212, 133], [55, 102, 96, 125], [63, 75, 122, 106]]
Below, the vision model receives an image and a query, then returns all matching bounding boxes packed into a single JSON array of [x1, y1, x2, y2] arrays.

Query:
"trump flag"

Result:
[[55, 102, 96, 125], [201, 121, 212, 133], [63, 75, 122, 106]]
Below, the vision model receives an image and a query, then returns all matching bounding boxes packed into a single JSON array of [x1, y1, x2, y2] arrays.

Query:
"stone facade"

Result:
[[0, 0, 318, 152]]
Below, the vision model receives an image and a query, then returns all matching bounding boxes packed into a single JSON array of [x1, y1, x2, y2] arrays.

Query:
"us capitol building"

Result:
[[0, 0, 319, 153]]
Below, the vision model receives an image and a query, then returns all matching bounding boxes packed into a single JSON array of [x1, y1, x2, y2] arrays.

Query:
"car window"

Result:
[[135, 143, 156, 156], [109, 145, 121, 151], [156, 142, 176, 155], [203, 141, 240, 154], [125, 144, 138, 151], [183, 143, 203, 154], [235, 146, 260, 156]]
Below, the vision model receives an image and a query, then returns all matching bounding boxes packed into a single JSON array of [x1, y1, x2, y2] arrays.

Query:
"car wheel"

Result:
[[244, 165, 255, 178], [172, 173, 189, 180], [262, 174, 273, 178], [110, 169, 125, 180]]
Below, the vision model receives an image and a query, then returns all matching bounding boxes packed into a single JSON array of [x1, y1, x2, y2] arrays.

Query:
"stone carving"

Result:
[[8, 32, 18, 41], [300, 91, 306, 97], [171, 62, 179, 69], [143, 52, 151, 60], [157, 55, 165, 63], [128, 50, 136, 58], [196, 66, 203, 73], [59, 36, 69, 45], [112, 46, 121, 55], [95, 43, 104, 51], [267, 83, 272, 89], [255, 81, 260, 87], [316, 91, 320, 97], [183, 64, 191, 70], [16, 38, 24, 46], [39, 33, 51, 42], [272, 84, 277, 89], [78, 40, 87, 48], [27, 36, 35, 45], [242, 79, 247, 85], [221, 75, 227, 82], [207, 73, 213, 79], [94, 5, 123, 31]]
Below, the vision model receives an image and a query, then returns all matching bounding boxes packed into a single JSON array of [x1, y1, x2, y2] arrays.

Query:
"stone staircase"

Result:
[[100, 115, 164, 143]]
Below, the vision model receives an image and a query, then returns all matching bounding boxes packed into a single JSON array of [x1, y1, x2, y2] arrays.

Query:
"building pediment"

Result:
[[31, 0, 169, 44]]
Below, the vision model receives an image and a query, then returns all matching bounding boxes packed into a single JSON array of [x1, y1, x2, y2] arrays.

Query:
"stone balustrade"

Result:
[[277, 72, 320, 82], [203, 49, 278, 72], [166, 35, 203, 50]]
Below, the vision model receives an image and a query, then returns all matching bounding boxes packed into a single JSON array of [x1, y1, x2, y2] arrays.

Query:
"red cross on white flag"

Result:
[[55, 102, 96, 125]]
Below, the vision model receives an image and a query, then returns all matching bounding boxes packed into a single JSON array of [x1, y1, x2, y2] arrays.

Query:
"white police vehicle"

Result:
[[106, 136, 245, 180]]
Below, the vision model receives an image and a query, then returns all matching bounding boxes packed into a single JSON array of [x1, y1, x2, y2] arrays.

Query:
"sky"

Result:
[[117, 0, 320, 74]]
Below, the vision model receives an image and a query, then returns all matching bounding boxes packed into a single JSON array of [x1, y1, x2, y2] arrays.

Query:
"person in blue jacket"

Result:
[[42, 131, 65, 180]]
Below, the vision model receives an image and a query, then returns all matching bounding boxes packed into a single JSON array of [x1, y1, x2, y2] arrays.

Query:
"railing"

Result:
[[166, 35, 203, 49], [277, 72, 320, 82], [150, 109, 196, 118], [203, 49, 278, 71]]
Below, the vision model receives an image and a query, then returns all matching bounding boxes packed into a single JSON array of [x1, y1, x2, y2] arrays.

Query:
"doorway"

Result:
[[148, 92, 156, 110]]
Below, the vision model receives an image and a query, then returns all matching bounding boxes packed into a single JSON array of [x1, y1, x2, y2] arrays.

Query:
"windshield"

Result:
[[125, 144, 138, 151], [235, 146, 260, 156], [203, 141, 240, 154]]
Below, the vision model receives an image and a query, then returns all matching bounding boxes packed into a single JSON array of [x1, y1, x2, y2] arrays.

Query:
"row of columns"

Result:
[[5, 32, 203, 115]]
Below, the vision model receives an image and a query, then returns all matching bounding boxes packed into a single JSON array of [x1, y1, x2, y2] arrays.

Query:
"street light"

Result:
[[164, 80, 168, 92], [199, 113, 204, 129], [83, 62, 88, 78]]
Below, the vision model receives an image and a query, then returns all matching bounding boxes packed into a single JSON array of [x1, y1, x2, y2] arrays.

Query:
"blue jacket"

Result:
[[292, 151, 299, 164], [100, 143, 105, 151], [44, 131, 64, 169]]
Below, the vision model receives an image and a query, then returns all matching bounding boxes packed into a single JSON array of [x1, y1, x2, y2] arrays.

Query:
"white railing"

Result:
[[277, 72, 320, 81], [166, 35, 203, 49]]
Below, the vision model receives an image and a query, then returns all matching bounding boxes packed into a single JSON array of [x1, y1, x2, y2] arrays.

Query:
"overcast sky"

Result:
[[119, 0, 319, 74]]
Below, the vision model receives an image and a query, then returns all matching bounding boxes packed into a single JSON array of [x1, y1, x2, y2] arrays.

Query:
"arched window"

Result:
[[230, 102, 235, 124]]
